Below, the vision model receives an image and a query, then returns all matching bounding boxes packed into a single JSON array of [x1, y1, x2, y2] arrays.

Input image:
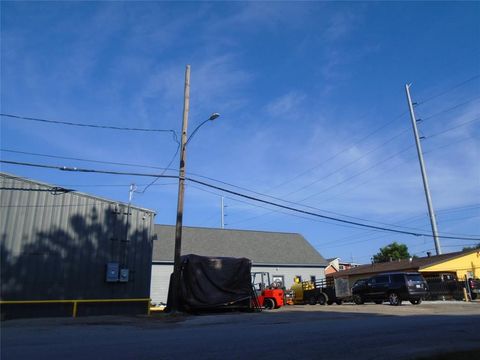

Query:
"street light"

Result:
[[185, 112, 220, 146], [168, 65, 221, 313]]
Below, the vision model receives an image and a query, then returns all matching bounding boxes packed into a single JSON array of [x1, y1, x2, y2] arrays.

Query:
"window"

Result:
[[391, 274, 405, 283], [310, 275, 316, 282], [375, 275, 389, 284], [406, 274, 424, 282], [339, 265, 345, 270]]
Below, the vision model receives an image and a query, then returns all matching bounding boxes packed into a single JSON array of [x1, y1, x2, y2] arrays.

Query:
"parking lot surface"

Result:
[[2, 301, 479, 359]]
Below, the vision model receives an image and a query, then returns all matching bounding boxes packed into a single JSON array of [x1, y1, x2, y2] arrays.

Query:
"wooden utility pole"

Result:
[[169, 65, 191, 312]]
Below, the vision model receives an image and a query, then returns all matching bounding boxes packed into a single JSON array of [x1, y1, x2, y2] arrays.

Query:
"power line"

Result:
[[271, 92, 477, 197], [294, 116, 479, 206], [188, 183, 364, 231], [321, 204, 477, 248], [278, 127, 410, 198], [267, 111, 409, 192], [427, 117, 480, 139], [0, 148, 177, 172], [136, 143, 180, 194], [0, 159, 179, 179], [0, 113, 180, 143], [297, 144, 413, 203], [418, 74, 480, 106], [2, 159, 479, 241], [5, 107, 473, 231], [423, 135, 476, 155], [421, 96, 480, 121], [283, 101, 478, 206], [230, 142, 413, 227], [436, 204, 480, 214]]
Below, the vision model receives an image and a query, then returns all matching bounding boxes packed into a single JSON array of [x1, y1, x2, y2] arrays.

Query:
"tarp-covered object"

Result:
[[176, 254, 252, 311]]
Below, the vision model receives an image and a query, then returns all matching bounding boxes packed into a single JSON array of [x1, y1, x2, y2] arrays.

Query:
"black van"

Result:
[[352, 272, 428, 306]]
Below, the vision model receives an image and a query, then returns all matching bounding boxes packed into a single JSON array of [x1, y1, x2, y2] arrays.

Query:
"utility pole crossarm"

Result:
[[405, 84, 442, 255]]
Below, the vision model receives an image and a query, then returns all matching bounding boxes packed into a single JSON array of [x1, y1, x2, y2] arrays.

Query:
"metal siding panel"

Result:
[[150, 264, 173, 305], [1, 173, 155, 308]]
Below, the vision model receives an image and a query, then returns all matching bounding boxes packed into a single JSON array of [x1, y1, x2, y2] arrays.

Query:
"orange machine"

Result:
[[251, 272, 285, 309]]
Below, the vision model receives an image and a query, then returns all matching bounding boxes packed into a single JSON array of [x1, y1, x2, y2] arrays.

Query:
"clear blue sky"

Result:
[[1, 1, 479, 264]]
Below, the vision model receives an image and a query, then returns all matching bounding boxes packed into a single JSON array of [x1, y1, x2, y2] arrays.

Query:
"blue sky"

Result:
[[1, 1, 479, 264]]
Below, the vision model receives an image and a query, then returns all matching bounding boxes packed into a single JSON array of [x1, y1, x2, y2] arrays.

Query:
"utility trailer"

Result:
[[291, 278, 339, 305], [291, 277, 350, 305]]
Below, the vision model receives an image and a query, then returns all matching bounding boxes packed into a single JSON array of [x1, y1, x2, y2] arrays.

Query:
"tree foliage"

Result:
[[372, 242, 410, 263], [462, 243, 480, 251]]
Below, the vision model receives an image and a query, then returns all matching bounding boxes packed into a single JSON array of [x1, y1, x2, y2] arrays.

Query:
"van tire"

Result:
[[388, 292, 402, 306], [353, 294, 364, 305]]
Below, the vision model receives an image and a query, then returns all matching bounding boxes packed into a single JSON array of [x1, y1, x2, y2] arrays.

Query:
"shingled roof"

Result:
[[152, 225, 328, 266], [331, 249, 478, 277]]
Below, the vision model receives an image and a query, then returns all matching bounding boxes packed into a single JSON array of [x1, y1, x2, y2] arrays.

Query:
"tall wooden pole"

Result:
[[170, 65, 191, 312]]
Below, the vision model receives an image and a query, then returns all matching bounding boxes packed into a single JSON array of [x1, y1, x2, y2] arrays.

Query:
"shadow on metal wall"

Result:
[[0, 207, 152, 319]]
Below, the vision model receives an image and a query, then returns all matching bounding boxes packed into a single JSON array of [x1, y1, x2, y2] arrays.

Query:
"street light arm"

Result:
[[185, 119, 210, 146], [185, 113, 220, 146]]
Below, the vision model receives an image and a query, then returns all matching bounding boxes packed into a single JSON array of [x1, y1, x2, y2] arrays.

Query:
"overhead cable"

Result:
[[426, 117, 480, 139], [418, 74, 480, 106], [2, 159, 479, 241], [0, 113, 180, 144], [422, 96, 480, 121], [268, 111, 409, 192]]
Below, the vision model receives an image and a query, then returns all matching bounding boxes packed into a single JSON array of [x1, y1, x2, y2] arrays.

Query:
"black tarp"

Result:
[[168, 254, 252, 312]]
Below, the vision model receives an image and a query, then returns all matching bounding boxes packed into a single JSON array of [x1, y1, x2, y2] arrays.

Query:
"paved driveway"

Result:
[[2, 302, 479, 359]]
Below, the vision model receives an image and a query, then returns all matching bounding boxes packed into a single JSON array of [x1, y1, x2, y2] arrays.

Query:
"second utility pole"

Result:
[[405, 83, 442, 255]]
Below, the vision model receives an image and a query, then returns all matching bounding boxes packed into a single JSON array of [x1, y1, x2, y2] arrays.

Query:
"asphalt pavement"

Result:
[[1, 302, 479, 360]]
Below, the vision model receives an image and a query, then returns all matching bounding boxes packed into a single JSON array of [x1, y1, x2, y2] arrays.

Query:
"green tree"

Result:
[[372, 242, 410, 263], [462, 243, 480, 251]]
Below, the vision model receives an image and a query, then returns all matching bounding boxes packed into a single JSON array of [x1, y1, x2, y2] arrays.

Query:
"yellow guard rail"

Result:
[[0, 298, 151, 318]]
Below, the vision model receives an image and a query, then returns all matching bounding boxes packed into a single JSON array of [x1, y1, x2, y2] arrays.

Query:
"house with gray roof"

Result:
[[150, 224, 328, 304]]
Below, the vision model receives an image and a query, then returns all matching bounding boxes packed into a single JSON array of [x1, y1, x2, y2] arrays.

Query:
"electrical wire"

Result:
[[426, 117, 480, 139], [4, 118, 475, 236], [229, 103, 478, 227], [267, 111, 409, 192], [297, 144, 413, 203], [421, 96, 480, 121], [187, 183, 359, 231], [136, 143, 180, 194], [273, 124, 410, 200], [2, 159, 479, 241], [0, 112, 180, 144], [417, 74, 480, 106], [289, 129, 410, 198], [0, 148, 177, 172]]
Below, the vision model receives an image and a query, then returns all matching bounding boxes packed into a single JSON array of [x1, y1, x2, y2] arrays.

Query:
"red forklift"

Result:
[[251, 272, 285, 309]]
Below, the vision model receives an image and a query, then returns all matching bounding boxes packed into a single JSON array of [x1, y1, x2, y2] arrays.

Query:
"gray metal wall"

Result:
[[0, 173, 155, 316]]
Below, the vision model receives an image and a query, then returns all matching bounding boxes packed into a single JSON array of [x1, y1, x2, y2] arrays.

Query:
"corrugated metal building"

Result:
[[150, 225, 328, 305], [0, 173, 156, 318]]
